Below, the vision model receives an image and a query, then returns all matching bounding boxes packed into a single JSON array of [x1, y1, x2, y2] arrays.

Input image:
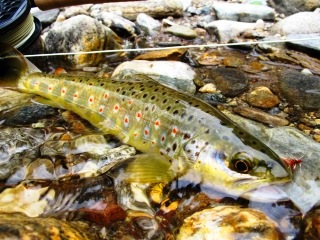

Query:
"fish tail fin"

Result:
[[0, 43, 39, 89]]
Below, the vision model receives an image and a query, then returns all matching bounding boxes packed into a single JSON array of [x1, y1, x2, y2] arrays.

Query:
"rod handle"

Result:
[[32, 0, 143, 10]]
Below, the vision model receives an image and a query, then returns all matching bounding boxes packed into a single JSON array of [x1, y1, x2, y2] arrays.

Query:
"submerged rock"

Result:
[[44, 15, 122, 70], [112, 60, 197, 94], [177, 206, 281, 239], [247, 86, 280, 109], [210, 67, 248, 97], [279, 69, 320, 110]]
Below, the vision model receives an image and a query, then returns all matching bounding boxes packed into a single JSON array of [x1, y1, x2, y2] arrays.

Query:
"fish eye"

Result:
[[231, 152, 253, 174]]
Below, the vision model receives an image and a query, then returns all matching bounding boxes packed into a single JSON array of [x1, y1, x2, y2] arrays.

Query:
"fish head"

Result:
[[194, 140, 292, 197]]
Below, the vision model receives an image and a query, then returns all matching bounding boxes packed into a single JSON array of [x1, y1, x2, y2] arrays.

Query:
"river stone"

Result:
[[112, 60, 197, 94], [205, 20, 258, 43], [136, 13, 161, 36], [247, 86, 280, 108], [286, 33, 320, 57], [44, 15, 122, 70], [95, 12, 138, 37], [270, 10, 320, 36], [212, 2, 275, 22], [63, 6, 89, 18], [279, 70, 320, 110], [269, 0, 320, 15], [164, 25, 198, 39], [90, 0, 183, 21], [224, 111, 320, 214], [177, 206, 281, 239], [31, 8, 60, 28], [210, 67, 248, 97]]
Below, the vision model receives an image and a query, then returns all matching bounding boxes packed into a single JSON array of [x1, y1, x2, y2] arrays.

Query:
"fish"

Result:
[[0, 45, 292, 197]]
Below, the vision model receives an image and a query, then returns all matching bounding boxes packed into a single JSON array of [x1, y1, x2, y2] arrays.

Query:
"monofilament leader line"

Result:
[[20, 36, 320, 58]]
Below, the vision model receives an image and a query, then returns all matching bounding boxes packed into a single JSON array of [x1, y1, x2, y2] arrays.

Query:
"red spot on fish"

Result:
[[172, 127, 178, 135], [61, 88, 66, 94], [114, 104, 119, 112], [161, 136, 165, 142], [128, 99, 133, 105], [152, 141, 155, 145], [134, 133, 138, 137], [282, 158, 303, 170], [89, 96, 94, 104], [124, 117, 129, 123], [99, 106, 104, 113], [74, 93, 78, 98], [48, 86, 52, 91], [104, 93, 109, 99], [144, 129, 149, 135], [155, 120, 160, 127], [136, 111, 142, 121]]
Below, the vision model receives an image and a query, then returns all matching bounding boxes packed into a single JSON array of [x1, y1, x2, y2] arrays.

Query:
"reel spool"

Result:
[[0, 0, 41, 51]]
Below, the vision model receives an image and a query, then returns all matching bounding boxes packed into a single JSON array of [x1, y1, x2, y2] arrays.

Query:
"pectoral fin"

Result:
[[118, 154, 176, 183]]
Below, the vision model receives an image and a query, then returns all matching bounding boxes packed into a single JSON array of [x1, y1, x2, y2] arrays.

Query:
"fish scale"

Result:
[[0, 45, 292, 197]]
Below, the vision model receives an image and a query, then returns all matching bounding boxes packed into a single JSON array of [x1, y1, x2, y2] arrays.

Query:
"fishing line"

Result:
[[25, 36, 320, 57], [2, 36, 320, 59]]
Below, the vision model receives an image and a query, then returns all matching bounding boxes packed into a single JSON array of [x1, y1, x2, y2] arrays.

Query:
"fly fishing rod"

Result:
[[0, 0, 142, 51]]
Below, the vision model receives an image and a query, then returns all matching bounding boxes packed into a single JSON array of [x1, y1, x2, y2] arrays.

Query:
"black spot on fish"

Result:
[[188, 115, 194, 121], [191, 140, 196, 144], [205, 129, 210, 134], [173, 110, 179, 115], [162, 92, 167, 96], [141, 88, 145, 91], [205, 142, 209, 145], [195, 152, 200, 157], [151, 96, 156, 100], [116, 88, 120, 92], [260, 149, 266, 153], [143, 93, 148, 98], [122, 91, 126, 95], [194, 104, 200, 107], [100, 83, 105, 86], [131, 91, 136, 96], [172, 143, 177, 151], [183, 133, 191, 139], [252, 141, 257, 145], [163, 99, 168, 104], [145, 106, 149, 111], [175, 100, 180, 104], [166, 106, 171, 111], [154, 88, 159, 92], [181, 112, 187, 119], [166, 147, 171, 153], [221, 121, 227, 126]]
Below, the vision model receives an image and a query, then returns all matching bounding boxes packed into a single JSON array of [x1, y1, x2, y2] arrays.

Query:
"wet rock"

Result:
[[31, 8, 60, 28], [95, 12, 138, 37], [0, 127, 44, 180], [247, 86, 280, 108], [0, 213, 100, 240], [44, 15, 122, 70], [136, 13, 161, 36], [210, 67, 249, 97], [279, 70, 320, 110], [205, 20, 258, 43], [234, 106, 289, 126], [198, 83, 217, 93], [257, 35, 286, 53], [177, 206, 281, 239], [195, 92, 227, 105], [212, 2, 275, 22], [269, 0, 320, 15], [164, 25, 198, 39], [270, 10, 320, 36], [224, 111, 320, 214], [286, 34, 320, 58], [90, 0, 183, 21], [112, 60, 197, 93], [134, 48, 187, 61], [3, 103, 58, 126]]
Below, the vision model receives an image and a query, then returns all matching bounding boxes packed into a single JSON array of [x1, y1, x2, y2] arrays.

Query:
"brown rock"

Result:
[[234, 106, 289, 126], [247, 86, 280, 108], [134, 48, 187, 61]]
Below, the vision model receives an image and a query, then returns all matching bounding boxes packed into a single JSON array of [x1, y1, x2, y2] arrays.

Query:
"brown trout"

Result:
[[0, 46, 291, 197]]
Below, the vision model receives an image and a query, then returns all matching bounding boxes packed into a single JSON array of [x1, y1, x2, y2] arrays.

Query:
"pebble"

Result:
[[234, 106, 289, 126], [112, 60, 197, 93], [198, 83, 217, 93], [212, 2, 275, 22], [210, 67, 249, 97], [136, 13, 161, 36], [134, 48, 187, 61], [279, 69, 320, 110], [31, 8, 60, 28], [247, 86, 280, 108], [164, 25, 198, 39]]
